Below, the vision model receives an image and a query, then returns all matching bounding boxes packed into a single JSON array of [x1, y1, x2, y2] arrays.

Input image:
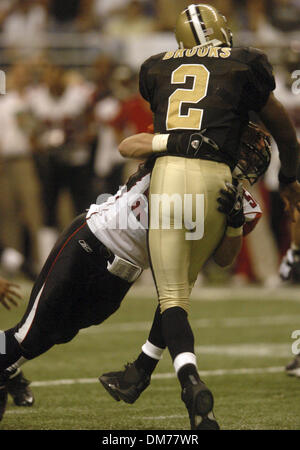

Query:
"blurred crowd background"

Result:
[[0, 0, 299, 286]]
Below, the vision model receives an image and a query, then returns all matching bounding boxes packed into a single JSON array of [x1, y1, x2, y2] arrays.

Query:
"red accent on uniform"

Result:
[[243, 215, 261, 236], [234, 238, 255, 281]]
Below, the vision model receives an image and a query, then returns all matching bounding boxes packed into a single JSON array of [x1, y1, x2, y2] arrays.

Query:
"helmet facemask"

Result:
[[233, 123, 272, 185]]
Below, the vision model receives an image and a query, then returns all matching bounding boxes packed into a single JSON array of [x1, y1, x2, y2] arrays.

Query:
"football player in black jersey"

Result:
[[1, 5, 300, 428], [99, 3, 300, 431]]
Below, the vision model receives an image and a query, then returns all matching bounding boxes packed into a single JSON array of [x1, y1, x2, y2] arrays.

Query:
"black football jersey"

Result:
[[139, 46, 275, 167]]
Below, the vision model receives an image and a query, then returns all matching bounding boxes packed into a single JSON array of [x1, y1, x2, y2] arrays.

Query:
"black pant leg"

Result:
[[11, 215, 132, 359]]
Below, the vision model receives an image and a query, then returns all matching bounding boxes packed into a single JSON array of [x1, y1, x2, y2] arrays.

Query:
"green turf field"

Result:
[[1, 280, 300, 430]]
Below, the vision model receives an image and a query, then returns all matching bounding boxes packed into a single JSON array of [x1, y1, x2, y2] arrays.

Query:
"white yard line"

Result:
[[194, 343, 292, 357], [190, 286, 300, 301], [129, 284, 300, 301], [141, 414, 186, 420], [29, 365, 286, 388], [80, 314, 300, 334]]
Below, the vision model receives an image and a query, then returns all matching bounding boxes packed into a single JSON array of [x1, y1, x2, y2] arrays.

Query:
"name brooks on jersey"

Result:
[[163, 46, 232, 61]]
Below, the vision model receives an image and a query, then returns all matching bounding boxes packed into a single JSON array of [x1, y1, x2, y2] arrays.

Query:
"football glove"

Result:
[[166, 122, 271, 186], [217, 181, 245, 228], [167, 131, 218, 157]]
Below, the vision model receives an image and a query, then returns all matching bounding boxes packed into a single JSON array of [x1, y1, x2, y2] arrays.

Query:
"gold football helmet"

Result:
[[175, 3, 233, 49]]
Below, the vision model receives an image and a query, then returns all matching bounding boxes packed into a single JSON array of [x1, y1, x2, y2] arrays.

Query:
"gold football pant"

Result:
[[148, 156, 232, 313]]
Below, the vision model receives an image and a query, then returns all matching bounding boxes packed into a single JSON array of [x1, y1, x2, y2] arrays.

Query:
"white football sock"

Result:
[[173, 352, 197, 374], [142, 340, 164, 360]]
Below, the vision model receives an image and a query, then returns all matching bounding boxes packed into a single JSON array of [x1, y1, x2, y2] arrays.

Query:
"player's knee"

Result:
[[160, 298, 189, 314]]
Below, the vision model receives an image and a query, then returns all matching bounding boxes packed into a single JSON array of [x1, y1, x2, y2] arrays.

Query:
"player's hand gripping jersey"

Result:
[[139, 47, 275, 169]]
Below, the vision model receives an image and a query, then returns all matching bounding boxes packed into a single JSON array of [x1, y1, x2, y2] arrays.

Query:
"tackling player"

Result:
[[0, 122, 268, 423], [101, 3, 300, 431]]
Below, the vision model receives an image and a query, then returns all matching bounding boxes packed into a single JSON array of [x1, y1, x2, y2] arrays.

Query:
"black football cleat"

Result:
[[285, 354, 300, 378], [181, 379, 220, 430], [6, 370, 34, 407], [99, 363, 150, 404], [0, 386, 8, 422]]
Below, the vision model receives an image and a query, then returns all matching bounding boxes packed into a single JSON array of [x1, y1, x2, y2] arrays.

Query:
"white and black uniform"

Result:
[[0, 162, 261, 367], [1, 163, 151, 365], [87, 167, 151, 270], [87, 163, 261, 264]]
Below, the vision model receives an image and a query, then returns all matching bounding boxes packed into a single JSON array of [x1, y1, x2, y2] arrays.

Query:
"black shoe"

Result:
[[182, 380, 220, 430], [99, 363, 151, 404], [285, 354, 300, 378], [0, 386, 8, 421], [6, 370, 34, 407]]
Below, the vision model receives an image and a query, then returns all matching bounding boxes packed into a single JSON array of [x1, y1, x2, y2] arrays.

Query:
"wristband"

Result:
[[226, 226, 243, 238], [152, 134, 169, 152], [278, 170, 297, 185]]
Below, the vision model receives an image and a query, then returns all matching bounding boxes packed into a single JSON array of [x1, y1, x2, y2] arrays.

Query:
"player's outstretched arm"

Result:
[[291, 210, 300, 247], [118, 131, 210, 160], [118, 133, 156, 159], [259, 93, 300, 220], [259, 93, 299, 178]]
